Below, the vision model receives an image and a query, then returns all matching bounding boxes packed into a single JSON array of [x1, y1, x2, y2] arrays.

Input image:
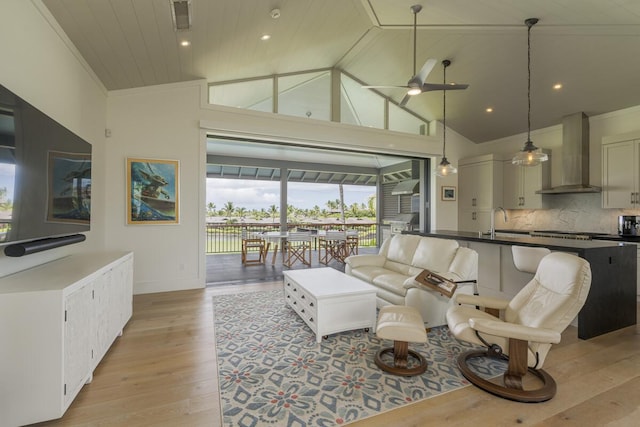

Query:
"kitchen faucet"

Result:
[[490, 207, 508, 238]]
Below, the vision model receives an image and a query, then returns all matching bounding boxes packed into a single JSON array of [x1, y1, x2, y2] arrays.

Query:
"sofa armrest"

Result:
[[449, 247, 478, 281], [344, 254, 386, 269]]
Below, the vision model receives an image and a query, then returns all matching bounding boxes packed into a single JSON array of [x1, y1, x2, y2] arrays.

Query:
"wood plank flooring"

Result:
[[35, 283, 640, 427]]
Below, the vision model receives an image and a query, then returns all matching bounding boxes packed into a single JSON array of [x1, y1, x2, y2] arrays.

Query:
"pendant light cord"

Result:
[[525, 18, 539, 144], [442, 63, 447, 157]]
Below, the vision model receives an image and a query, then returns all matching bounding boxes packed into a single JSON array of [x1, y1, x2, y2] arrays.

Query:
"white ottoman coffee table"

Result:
[[283, 267, 377, 343]]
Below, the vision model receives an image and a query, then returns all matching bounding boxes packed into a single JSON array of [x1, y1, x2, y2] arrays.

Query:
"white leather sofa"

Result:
[[345, 234, 478, 327]]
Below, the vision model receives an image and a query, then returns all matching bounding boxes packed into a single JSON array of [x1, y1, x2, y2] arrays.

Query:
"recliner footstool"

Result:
[[374, 305, 428, 376]]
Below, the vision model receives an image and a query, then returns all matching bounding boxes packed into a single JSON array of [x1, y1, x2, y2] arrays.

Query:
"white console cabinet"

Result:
[[0, 251, 133, 427]]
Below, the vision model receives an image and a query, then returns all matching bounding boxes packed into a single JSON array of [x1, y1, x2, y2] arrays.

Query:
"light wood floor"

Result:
[[36, 283, 640, 427]]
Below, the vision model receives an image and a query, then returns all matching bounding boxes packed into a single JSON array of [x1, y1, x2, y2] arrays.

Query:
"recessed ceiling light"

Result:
[[180, 40, 190, 47], [261, 34, 271, 41], [553, 83, 563, 90], [486, 107, 493, 113]]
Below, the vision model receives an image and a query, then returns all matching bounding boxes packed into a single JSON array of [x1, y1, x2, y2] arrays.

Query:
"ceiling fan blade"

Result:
[[422, 83, 469, 92], [414, 58, 438, 86], [362, 85, 409, 89], [399, 93, 412, 107]]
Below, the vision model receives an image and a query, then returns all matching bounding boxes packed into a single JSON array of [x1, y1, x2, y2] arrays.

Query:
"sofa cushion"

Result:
[[410, 237, 459, 272], [382, 259, 412, 275], [348, 265, 392, 284], [384, 234, 422, 266], [372, 272, 410, 297]]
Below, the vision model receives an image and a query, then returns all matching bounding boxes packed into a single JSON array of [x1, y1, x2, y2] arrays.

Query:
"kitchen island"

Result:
[[406, 230, 637, 340]]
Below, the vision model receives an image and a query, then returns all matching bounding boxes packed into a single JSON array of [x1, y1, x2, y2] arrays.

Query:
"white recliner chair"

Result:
[[446, 251, 592, 402]]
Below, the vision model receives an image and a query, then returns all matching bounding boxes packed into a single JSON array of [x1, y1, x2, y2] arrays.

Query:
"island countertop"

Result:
[[405, 230, 632, 253]]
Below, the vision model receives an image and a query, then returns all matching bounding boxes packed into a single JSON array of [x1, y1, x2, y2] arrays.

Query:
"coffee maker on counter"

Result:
[[618, 215, 640, 236]]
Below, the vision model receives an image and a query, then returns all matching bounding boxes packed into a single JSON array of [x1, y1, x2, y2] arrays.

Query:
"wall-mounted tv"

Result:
[[0, 83, 92, 246]]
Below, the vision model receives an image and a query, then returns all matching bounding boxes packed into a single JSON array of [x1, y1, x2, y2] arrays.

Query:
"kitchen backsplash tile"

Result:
[[501, 193, 640, 234]]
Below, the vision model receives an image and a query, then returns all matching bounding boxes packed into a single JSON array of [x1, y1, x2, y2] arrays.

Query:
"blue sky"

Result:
[[206, 178, 375, 211]]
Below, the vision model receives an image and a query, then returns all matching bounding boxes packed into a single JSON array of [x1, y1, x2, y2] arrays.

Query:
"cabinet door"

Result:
[[503, 161, 545, 209], [116, 257, 134, 324], [602, 140, 636, 208], [459, 210, 492, 233], [64, 284, 92, 408], [92, 270, 112, 370], [459, 161, 494, 209], [473, 162, 494, 209], [458, 164, 477, 210], [521, 165, 543, 209], [502, 162, 521, 209], [458, 210, 477, 232]]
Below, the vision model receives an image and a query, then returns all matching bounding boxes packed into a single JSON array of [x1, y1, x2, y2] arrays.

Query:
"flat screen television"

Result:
[[0, 83, 91, 247]]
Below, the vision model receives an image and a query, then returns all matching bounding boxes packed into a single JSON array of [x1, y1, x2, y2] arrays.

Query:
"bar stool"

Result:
[[512, 246, 551, 273]]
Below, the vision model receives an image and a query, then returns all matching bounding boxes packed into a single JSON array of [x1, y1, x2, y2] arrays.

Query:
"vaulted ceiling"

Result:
[[42, 0, 640, 143]]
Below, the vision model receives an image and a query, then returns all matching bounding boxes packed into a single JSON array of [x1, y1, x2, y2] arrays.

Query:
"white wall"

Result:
[[0, 0, 107, 277], [429, 121, 479, 230], [106, 82, 205, 294]]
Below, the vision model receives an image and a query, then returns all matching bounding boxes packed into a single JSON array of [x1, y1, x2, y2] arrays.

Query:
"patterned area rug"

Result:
[[213, 289, 505, 426]]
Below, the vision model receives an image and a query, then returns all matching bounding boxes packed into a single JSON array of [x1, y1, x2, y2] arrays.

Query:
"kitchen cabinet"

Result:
[[0, 251, 133, 427], [458, 154, 503, 233], [601, 134, 640, 208], [502, 155, 550, 209]]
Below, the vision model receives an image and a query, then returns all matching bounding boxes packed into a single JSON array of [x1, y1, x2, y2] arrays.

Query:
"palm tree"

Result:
[[206, 202, 216, 217], [325, 199, 338, 212], [236, 207, 247, 221], [268, 204, 278, 223], [222, 201, 235, 218], [367, 194, 376, 212]]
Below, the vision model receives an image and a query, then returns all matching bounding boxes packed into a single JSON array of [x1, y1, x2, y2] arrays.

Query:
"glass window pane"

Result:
[[278, 71, 330, 121], [388, 103, 427, 135], [209, 79, 273, 112], [340, 74, 384, 129]]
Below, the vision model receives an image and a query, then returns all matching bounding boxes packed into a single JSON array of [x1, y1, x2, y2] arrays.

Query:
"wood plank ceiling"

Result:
[[42, 0, 640, 143]]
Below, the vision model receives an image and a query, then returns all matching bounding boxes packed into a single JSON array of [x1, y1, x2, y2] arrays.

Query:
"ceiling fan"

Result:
[[363, 4, 469, 107]]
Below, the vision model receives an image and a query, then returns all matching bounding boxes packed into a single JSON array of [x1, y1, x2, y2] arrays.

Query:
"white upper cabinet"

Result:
[[458, 154, 503, 232], [602, 132, 640, 209], [502, 156, 550, 209]]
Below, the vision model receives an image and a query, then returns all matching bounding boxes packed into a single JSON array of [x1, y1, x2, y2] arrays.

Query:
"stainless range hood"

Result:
[[537, 112, 601, 194], [391, 179, 420, 195]]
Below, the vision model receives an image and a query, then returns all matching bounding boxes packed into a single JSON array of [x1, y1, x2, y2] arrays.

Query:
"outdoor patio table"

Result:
[[254, 230, 358, 265]]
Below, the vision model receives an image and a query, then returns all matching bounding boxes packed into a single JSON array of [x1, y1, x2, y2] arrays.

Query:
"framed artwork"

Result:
[[126, 158, 179, 224], [441, 186, 456, 201], [47, 151, 92, 224]]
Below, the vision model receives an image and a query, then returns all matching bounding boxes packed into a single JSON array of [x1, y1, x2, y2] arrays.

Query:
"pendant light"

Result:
[[512, 18, 548, 167], [436, 59, 457, 177]]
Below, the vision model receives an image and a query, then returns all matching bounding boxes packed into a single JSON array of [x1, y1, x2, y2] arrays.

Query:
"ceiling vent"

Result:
[[171, 0, 192, 31]]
